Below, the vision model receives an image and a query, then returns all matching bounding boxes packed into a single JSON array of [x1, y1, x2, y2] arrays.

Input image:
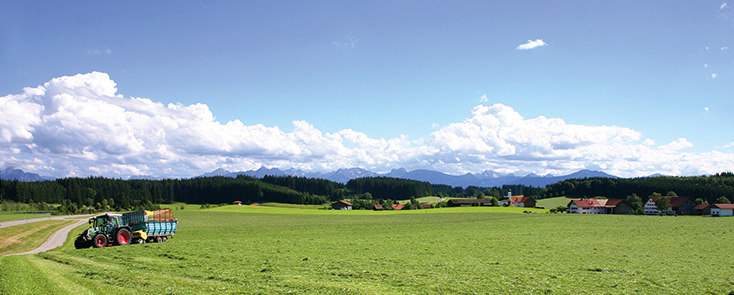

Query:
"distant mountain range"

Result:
[[1, 166, 618, 188], [0, 167, 51, 182], [199, 167, 619, 188]]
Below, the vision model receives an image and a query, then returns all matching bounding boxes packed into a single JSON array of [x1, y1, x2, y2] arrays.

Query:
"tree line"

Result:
[[0, 174, 530, 212], [5, 172, 730, 213], [544, 172, 734, 204]]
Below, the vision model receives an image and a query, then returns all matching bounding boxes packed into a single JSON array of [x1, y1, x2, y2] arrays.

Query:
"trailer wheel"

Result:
[[92, 234, 107, 248], [115, 228, 132, 246], [161, 236, 168, 242], [155, 236, 162, 243]]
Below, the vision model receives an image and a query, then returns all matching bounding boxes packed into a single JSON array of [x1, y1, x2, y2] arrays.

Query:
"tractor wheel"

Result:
[[115, 228, 132, 246], [74, 236, 91, 249], [92, 234, 108, 248]]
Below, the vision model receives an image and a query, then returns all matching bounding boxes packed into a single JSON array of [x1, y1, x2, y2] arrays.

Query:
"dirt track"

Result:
[[1, 214, 91, 256], [0, 214, 90, 228]]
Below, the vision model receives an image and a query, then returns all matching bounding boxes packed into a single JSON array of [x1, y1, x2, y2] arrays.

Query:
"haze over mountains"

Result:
[[0, 165, 662, 188], [200, 167, 618, 188]]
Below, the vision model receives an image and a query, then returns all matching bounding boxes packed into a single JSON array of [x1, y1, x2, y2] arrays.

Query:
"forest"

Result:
[[1, 172, 733, 213], [544, 172, 734, 204]]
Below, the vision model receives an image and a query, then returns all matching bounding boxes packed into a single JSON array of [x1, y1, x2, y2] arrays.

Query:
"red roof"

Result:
[[570, 199, 604, 208], [233, 200, 242, 204], [392, 204, 405, 210], [569, 199, 628, 208], [511, 196, 535, 204], [333, 200, 352, 206], [712, 204, 734, 209], [374, 205, 384, 210], [693, 204, 710, 210], [650, 196, 694, 208]]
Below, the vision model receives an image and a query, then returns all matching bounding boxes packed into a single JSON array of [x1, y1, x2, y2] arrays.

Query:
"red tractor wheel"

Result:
[[115, 228, 132, 246], [92, 234, 108, 248]]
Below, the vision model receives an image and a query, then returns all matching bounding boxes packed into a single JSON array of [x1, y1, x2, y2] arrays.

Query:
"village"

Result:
[[325, 195, 734, 217]]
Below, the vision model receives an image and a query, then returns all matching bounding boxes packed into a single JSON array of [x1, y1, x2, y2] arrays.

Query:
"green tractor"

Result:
[[75, 213, 133, 249]]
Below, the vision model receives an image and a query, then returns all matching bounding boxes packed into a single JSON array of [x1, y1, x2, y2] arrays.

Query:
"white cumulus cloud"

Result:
[[2, 72, 733, 179], [517, 39, 547, 50]]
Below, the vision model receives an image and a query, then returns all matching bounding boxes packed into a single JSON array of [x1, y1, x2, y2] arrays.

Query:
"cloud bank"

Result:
[[1, 72, 732, 178]]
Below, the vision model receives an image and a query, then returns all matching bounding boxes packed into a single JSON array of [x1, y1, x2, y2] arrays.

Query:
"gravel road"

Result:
[[0, 214, 90, 228], [1, 214, 92, 256]]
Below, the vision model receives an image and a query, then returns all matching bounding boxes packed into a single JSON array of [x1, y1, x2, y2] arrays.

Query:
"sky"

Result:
[[1, 1, 733, 179]]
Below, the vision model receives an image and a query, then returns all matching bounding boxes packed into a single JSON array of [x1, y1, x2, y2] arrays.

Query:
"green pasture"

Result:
[[397, 196, 442, 204], [537, 196, 573, 209], [0, 220, 75, 256], [161, 203, 205, 211], [210, 204, 546, 215], [0, 213, 53, 222], [259, 202, 330, 210], [1, 208, 733, 294]]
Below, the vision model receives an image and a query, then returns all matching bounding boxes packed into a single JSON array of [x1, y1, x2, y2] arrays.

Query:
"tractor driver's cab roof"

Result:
[[89, 213, 122, 223]]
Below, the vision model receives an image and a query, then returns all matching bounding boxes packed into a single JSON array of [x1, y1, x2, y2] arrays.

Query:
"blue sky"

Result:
[[1, 1, 733, 178]]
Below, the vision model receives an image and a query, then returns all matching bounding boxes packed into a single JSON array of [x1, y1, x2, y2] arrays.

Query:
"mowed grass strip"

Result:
[[0, 213, 52, 222], [0, 220, 75, 256], [8, 210, 734, 294]]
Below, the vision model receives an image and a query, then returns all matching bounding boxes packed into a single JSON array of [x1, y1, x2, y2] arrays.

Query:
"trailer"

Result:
[[75, 209, 178, 249], [123, 209, 178, 243]]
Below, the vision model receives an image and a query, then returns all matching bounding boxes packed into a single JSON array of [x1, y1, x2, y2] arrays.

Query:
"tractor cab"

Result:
[[89, 213, 123, 231]]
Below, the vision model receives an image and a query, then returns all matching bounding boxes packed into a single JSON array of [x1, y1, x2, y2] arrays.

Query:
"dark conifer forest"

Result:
[[1, 172, 733, 213]]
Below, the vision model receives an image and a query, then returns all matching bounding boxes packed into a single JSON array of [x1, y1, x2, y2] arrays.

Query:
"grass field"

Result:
[[0, 213, 53, 222], [397, 196, 442, 204], [536, 196, 574, 209], [1, 207, 733, 294], [0, 220, 76, 256]]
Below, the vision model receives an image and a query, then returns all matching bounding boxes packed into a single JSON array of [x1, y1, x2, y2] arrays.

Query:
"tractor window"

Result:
[[94, 217, 106, 227]]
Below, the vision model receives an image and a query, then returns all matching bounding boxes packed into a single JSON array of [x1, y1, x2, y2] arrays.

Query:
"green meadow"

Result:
[[537, 196, 574, 209], [1, 206, 733, 294], [0, 213, 52, 222]]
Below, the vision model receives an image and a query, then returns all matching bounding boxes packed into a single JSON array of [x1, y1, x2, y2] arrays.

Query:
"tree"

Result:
[[666, 191, 677, 196], [654, 197, 671, 214], [489, 197, 498, 206], [695, 198, 708, 205], [715, 196, 731, 204], [626, 194, 644, 215]]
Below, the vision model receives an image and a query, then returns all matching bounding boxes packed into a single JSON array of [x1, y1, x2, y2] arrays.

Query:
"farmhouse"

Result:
[[392, 204, 405, 210], [644, 196, 697, 215], [511, 196, 536, 208], [497, 197, 510, 206], [692, 204, 711, 215], [447, 199, 479, 207], [567, 199, 632, 214], [373, 205, 384, 211], [331, 200, 353, 210], [711, 204, 734, 217], [447, 198, 494, 207]]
